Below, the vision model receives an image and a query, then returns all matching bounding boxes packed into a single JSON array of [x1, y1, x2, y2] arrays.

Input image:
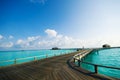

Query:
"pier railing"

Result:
[[73, 50, 120, 74], [0, 51, 75, 67]]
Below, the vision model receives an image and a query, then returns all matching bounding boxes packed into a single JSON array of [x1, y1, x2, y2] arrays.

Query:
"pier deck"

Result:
[[0, 50, 115, 80]]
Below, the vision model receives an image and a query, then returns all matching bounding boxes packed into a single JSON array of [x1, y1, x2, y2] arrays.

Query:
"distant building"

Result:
[[76, 48, 81, 51], [102, 44, 111, 48], [52, 47, 60, 50]]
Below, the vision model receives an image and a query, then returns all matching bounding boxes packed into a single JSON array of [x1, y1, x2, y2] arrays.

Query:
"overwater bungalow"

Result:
[[102, 44, 111, 48], [51, 47, 60, 50]]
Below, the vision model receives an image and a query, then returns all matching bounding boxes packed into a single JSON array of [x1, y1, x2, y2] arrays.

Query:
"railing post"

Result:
[[46, 54, 48, 58], [34, 57, 36, 61], [78, 60, 80, 67], [14, 58, 17, 64], [95, 65, 98, 73], [73, 58, 75, 63]]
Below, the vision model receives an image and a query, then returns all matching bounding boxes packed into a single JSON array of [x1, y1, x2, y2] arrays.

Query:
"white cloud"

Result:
[[37, 34, 83, 49], [14, 31, 82, 49], [17, 39, 24, 44], [0, 42, 13, 48], [45, 29, 57, 37], [14, 34, 120, 49], [27, 36, 40, 42], [1, 29, 120, 50], [6, 42, 14, 48], [16, 39, 30, 48], [9, 35, 14, 39], [15, 36, 41, 49], [0, 35, 3, 40]]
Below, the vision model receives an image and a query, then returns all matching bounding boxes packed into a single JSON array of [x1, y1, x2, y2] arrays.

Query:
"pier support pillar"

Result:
[[34, 57, 36, 61], [14, 59, 17, 64], [95, 65, 98, 73], [78, 60, 80, 67], [46, 54, 48, 58]]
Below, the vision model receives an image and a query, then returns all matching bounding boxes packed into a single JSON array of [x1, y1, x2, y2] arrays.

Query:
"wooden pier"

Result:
[[0, 50, 117, 80]]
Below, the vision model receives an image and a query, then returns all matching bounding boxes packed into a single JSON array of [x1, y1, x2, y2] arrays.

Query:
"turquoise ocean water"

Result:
[[80, 48, 120, 79], [0, 49, 75, 66]]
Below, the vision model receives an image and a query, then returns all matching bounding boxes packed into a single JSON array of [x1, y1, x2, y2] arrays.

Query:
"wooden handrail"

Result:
[[73, 50, 120, 74], [81, 60, 120, 70], [0, 51, 75, 66], [74, 58, 120, 73], [0, 55, 48, 63], [0, 59, 14, 63]]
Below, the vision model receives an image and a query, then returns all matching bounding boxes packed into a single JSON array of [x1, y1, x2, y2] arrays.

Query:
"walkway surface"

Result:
[[0, 50, 117, 80]]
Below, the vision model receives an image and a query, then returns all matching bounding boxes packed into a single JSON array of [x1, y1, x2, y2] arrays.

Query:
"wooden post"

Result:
[[14, 58, 17, 64], [78, 60, 80, 67], [73, 58, 75, 63], [95, 65, 98, 73], [34, 57, 36, 61], [46, 54, 48, 58]]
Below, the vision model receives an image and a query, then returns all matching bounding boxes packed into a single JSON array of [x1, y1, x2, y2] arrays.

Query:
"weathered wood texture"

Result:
[[0, 50, 117, 80]]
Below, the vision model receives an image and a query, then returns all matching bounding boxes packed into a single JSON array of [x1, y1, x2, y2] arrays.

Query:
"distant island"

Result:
[[51, 47, 60, 50]]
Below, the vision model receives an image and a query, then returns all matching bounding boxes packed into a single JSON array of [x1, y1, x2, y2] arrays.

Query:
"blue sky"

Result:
[[1, 0, 120, 50]]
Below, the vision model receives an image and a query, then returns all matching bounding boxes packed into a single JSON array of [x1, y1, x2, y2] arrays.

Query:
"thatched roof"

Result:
[[102, 44, 111, 48], [52, 47, 60, 50]]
